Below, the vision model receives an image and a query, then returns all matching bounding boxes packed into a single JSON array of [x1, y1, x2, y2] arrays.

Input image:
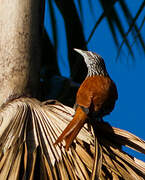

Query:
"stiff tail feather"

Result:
[[54, 106, 87, 150]]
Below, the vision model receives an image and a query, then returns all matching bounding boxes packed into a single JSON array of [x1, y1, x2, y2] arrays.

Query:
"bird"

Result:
[[54, 49, 118, 150]]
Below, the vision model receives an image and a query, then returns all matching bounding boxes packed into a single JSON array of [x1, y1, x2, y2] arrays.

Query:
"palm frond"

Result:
[[47, 0, 58, 48], [129, 17, 145, 55], [54, 0, 87, 82], [0, 98, 93, 179], [116, 0, 145, 59], [86, 0, 117, 44], [80, 0, 145, 59], [0, 98, 145, 179]]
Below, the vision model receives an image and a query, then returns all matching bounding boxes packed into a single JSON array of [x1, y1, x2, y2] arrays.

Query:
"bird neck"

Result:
[[87, 66, 109, 77], [87, 68, 99, 77]]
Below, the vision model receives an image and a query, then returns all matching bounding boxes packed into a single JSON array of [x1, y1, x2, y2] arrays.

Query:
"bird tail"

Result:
[[54, 106, 88, 150]]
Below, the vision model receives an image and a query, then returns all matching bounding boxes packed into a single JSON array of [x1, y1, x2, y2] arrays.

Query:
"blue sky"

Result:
[[44, 0, 145, 161]]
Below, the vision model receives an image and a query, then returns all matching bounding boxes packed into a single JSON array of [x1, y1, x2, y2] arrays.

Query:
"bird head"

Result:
[[74, 48, 108, 77]]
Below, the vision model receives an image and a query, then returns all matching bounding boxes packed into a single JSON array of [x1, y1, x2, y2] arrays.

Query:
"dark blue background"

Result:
[[44, 0, 145, 161]]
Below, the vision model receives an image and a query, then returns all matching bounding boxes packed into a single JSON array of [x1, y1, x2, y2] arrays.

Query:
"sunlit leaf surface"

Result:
[[0, 98, 145, 179]]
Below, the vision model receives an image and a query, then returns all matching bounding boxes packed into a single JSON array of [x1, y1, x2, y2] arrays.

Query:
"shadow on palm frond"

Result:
[[0, 98, 145, 179], [87, 0, 145, 59]]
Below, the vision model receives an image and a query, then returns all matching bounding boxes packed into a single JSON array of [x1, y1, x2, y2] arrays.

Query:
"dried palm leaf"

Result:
[[0, 98, 145, 179], [0, 98, 93, 180]]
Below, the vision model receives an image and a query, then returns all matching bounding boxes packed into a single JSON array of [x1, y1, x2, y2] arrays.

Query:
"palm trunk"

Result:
[[0, 0, 43, 107]]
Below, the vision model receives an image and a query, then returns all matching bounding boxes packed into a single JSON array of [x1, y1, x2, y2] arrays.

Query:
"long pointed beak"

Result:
[[74, 48, 87, 57]]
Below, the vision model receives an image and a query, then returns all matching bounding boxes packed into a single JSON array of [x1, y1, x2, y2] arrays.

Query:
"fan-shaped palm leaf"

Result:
[[0, 98, 145, 179]]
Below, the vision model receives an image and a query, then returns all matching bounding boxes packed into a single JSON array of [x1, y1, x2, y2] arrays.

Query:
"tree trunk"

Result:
[[0, 0, 43, 107]]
